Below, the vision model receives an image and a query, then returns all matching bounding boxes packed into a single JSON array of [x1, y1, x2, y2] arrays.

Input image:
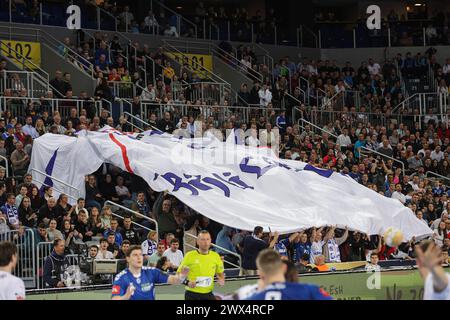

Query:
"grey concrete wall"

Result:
[[41, 44, 96, 96], [212, 56, 252, 92]]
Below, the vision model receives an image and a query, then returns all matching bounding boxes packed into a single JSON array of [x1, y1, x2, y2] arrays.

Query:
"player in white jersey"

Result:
[[415, 240, 450, 300], [0, 241, 26, 300]]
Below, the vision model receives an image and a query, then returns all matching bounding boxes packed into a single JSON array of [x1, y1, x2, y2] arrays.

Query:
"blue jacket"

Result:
[[43, 251, 70, 288], [215, 227, 237, 255]]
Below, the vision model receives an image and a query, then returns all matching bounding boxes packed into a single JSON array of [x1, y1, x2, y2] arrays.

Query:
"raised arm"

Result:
[[268, 231, 280, 249]]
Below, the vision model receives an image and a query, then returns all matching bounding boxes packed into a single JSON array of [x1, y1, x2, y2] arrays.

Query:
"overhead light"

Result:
[[406, 6, 411, 11], [176, 6, 183, 9], [414, 3, 423, 6]]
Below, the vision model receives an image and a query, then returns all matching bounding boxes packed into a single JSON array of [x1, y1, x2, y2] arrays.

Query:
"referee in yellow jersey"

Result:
[[177, 230, 225, 300]]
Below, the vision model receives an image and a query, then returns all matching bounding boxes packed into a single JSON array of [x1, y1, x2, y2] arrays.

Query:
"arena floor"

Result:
[[27, 267, 448, 300]]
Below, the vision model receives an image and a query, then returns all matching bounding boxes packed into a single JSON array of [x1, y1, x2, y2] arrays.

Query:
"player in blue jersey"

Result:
[[246, 249, 332, 300], [111, 245, 189, 300]]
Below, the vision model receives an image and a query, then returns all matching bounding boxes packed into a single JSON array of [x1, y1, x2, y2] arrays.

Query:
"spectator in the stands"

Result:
[[74, 208, 93, 242], [1, 193, 19, 230], [18, 196, 37, 228], [95, 54, 110, 75], [141, 230, 158, 262], [103, 217, 123, 245], [143, 10, 159, 33], [37, 197, 58, 226], [47, 218, 64, 241], [22, 116, 39, 139], [43, 239, 69, 288], [119, 5, 134, 31], [15, 185, 28, 208], [96, 237, 114, 259], [117, 240, 131, 259], [147, 241, 166, 267], [85, 175, 102, 210], [106, 232, 119, 257], [94, 78, 113, 101], [163, 238, 183, 271], [120, 215, 140, 245], [10, 141, 29, 176], [50, 70, 69, 98], [241, 226, 278, 276]]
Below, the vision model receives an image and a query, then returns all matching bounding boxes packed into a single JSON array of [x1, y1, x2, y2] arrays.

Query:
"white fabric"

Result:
[[424, 272, 450, 300], [163, 249, 184, 267], [0, 271, 25, 300], [28, 128, 433, 239], [391, 191, 406, 204]]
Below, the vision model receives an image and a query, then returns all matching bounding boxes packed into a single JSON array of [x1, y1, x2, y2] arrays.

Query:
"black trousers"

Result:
[[184, 290, 216, 301]]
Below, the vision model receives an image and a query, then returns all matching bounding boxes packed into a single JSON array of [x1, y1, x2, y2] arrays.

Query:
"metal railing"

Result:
[[108, 205, 154, 236], [36, 241, 53, 289], [140, 102, 281, 126], [0, 228, 36, 288], [295, 109, 406, 176], [31, 168, 81, 201], [0, 25, 95, 78], [0, 70, 49, 98], [391, 92, 443, 114], [183, 232, 241, 269], [104, 200, 158, 237], [0, 96, 102, 119], [161, 40, 230, 86], [108, 81, 136, 99], [123, 111, 156, 132], [0, 155, 9, 177], [425, 171, 450, 186], [172, 81, 229, 105], [150, 0, 198, 38], [359, 146, 406, 176]]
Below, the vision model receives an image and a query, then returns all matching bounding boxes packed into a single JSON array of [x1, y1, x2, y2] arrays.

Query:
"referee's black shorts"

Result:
[[184, 290, 216, 300]]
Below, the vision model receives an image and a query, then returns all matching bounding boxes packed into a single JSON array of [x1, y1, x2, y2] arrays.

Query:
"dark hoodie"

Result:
[[43, 250, 70, 287]]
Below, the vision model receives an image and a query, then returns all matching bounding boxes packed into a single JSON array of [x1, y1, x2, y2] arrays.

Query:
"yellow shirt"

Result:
[[163, 67, 175, 79], [177, 250, 224, 294]]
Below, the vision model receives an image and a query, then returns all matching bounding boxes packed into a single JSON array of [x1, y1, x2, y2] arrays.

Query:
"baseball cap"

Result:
[[6, 124, 13, 130]]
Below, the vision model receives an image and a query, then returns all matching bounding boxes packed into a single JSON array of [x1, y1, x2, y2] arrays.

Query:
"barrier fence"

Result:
[[1, 70, 49, 98], [294, 107, 450, 131], [0, 228, 36, 288], [138, 102, 281, 126], [0, 96, 104, 120]]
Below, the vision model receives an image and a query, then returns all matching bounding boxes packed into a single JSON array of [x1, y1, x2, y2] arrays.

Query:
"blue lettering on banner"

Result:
[[239, 156, 291, 178], [303, 164, 334, 178], [160, 172, 255, 197]]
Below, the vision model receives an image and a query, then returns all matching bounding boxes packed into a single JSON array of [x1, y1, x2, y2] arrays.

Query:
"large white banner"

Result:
[[29, 128, 432, 239]]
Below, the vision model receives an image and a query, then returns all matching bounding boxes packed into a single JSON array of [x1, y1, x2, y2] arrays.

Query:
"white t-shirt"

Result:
[[96, 250, 114, 260], [0, 271, 26, 300], [310, 240, 324, 264], [163, 249, 184, 267], [424, 272, 450, 300], [431, 150, 444, 162], [368, 63, 381, 75], [115, 185, 129, 197]]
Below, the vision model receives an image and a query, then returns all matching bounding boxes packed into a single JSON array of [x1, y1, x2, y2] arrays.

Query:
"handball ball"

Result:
[[383, 227, 404, 247]]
